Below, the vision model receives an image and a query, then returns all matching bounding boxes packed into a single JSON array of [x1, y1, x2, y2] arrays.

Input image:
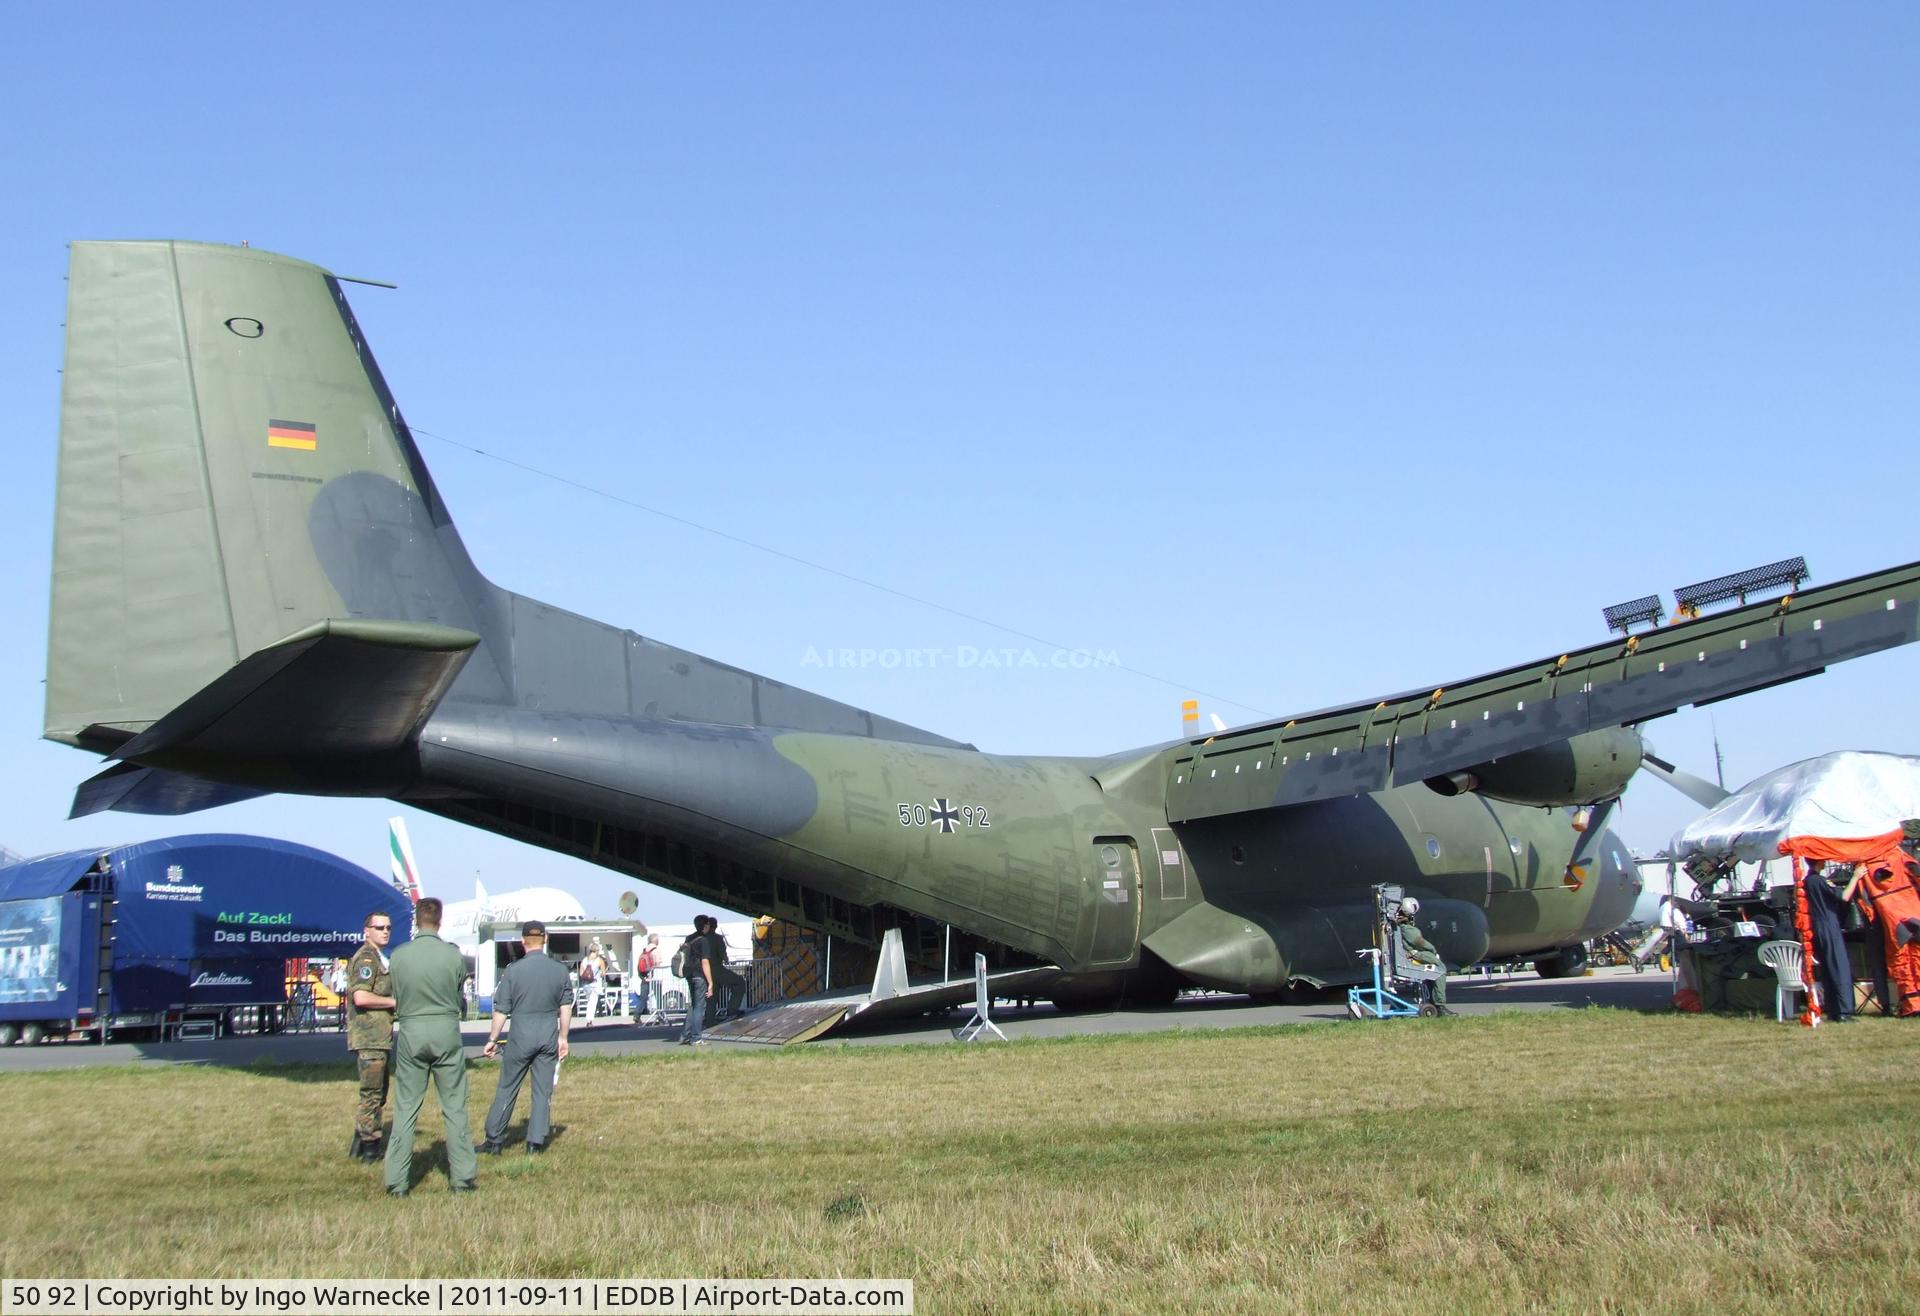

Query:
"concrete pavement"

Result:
[[0, 965, 1676, 1071]]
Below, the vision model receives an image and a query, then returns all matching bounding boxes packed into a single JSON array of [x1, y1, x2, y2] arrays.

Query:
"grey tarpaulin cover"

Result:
[[1672, 751, 1920, 863]]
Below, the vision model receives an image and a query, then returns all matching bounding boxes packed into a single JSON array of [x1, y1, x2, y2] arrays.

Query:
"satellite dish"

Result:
[[618, 891, 638, 917]]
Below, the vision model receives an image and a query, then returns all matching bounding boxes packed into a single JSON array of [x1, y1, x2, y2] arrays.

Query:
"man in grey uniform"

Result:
[[383, 897, 478, 1196], [479, 920, 573, 1154]]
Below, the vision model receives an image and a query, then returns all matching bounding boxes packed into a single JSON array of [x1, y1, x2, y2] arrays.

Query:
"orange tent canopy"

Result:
[[1778, 829, 1904, 866]]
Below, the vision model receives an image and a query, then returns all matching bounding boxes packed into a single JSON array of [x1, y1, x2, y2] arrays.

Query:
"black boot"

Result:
[[348, 1132, 364, 1160], [358, 1137, 384, 1164]]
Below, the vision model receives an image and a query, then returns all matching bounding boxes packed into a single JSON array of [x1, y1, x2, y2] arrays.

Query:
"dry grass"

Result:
[[2, 1011, 1916, 1314]]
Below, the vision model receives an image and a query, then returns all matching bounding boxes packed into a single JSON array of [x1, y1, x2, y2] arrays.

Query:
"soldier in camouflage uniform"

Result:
[[346, 910, 397, 1163]]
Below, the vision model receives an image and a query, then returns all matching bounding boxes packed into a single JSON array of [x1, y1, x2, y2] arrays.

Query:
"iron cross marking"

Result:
[[930, 798, 962, 833]]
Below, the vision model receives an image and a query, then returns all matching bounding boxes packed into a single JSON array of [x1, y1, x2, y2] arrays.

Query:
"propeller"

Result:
[[1640, 746, 1732, 810]]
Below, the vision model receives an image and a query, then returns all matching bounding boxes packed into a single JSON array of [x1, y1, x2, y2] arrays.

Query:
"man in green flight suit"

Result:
[[346, 910, 397, 1163], [383, 897, 477, 1196], [1395, 897, 1454, 1015]]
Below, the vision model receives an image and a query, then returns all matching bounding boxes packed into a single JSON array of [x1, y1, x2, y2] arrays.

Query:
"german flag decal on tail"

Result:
[[266, 419, 317, 450]]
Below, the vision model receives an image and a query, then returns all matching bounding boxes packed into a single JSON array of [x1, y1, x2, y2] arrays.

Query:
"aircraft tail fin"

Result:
[[46, 239, 962, 792], [1179, 700, 1230, 739], [389, 816, 423, 903], [46, 240, 500, 756]]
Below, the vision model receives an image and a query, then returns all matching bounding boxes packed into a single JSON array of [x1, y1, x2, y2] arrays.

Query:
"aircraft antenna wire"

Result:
[[412, 427, 1272, 718]]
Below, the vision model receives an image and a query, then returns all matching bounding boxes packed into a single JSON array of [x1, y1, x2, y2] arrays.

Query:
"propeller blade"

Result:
[[1641, 750, 1732, 810]]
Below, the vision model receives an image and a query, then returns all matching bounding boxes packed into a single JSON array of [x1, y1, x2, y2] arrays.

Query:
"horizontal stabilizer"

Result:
[[110, 619, 479, 780], [69, 763, 268, 819]]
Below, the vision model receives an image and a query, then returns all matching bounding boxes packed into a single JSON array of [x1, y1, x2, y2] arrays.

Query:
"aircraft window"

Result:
[[1100, 845, 1120, 868], [1509, 837, 1523, 856], [1426, 837, 1442, 859]]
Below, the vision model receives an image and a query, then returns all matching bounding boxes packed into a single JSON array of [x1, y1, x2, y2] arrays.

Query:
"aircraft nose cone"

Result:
[[1584, 829, 1641, 936]]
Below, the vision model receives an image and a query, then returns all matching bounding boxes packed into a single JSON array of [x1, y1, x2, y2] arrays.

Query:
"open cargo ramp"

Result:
[[704, 929, 1059, 1045]]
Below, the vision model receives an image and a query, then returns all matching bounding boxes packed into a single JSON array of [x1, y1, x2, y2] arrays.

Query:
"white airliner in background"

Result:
[[389, 817, 586, 954]]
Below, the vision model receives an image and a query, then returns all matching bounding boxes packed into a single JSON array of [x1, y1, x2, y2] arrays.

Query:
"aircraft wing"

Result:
[[1167, 558, 1920, 823]]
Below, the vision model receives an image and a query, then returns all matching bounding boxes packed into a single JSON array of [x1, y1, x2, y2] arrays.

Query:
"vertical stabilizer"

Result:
[[46, 240, 497, 752], [388, 816, 422, 903]]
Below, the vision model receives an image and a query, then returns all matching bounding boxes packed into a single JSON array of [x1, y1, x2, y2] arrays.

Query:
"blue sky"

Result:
[[3, 7, 1917, 922]]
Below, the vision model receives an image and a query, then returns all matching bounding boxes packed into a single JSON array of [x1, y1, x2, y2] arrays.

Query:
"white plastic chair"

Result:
[[1757, 941, 1815, 1021]]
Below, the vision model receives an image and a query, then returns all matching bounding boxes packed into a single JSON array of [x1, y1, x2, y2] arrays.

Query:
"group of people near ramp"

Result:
[[344, 902, 576, 1196], [344, 905, 751, 1193]]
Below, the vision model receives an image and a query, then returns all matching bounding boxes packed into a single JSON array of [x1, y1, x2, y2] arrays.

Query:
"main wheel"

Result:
[[1048, 992, 1123, 1014], [1121, 982, 1182, 1009], [1534, 945, 1589, 979]]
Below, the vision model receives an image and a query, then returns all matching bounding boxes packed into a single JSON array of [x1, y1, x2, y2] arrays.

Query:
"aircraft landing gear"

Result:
[[1533, 945, 1589, 979]]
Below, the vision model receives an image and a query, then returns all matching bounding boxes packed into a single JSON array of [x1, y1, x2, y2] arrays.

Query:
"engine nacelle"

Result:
[[1423, 727, 1642, 807]]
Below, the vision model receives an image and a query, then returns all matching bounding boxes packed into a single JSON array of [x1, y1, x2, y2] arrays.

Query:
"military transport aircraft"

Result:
[[41, 241, 1920, 1009]]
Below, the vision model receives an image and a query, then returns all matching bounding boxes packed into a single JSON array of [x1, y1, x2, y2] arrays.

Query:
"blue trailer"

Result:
[[0, 834, 410, 1044]]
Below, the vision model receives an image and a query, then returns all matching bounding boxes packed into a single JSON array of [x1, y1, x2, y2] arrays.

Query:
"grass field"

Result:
[[2, 1010, 1916, 1314]]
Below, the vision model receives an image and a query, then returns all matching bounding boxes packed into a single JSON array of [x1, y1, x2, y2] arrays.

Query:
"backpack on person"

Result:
[[672, 936, 701, 980], [579, 957, 597, 983]]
